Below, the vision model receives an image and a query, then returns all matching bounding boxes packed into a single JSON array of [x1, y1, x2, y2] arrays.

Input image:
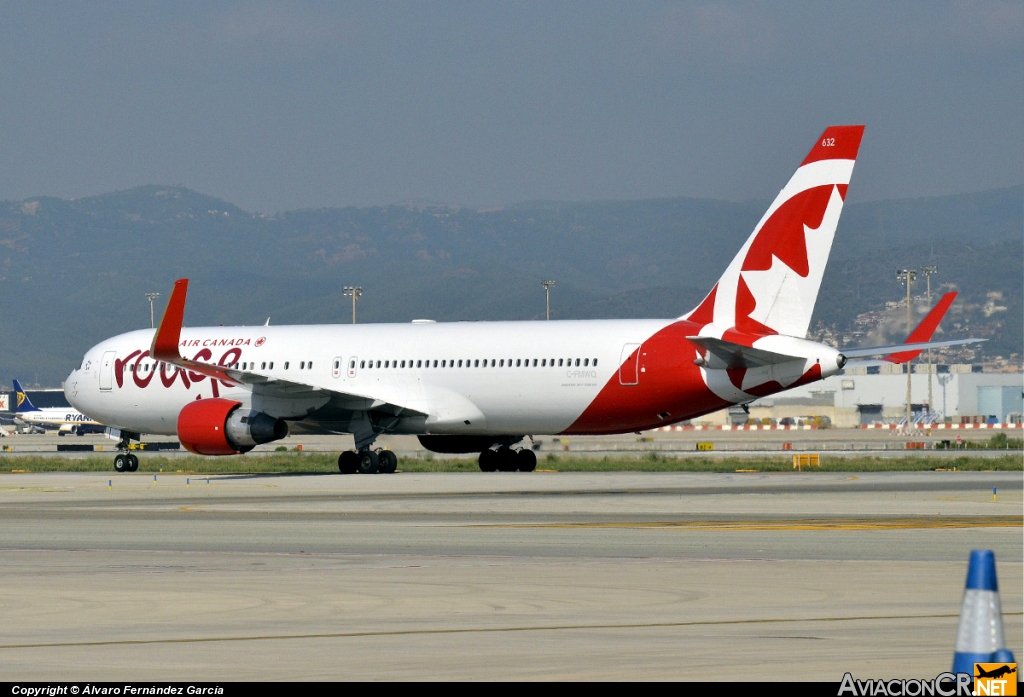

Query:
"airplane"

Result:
[[975, 664, 1016, 680], [11, 379, 105, 435], [64, 125, 982, 474]]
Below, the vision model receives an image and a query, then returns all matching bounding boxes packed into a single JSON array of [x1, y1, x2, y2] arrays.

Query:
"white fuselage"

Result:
[[66, 319, 675, 437]]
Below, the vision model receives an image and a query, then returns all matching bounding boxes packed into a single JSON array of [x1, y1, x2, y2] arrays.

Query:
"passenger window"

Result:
[[360, 361, 365, 369], [499, 359, 504, 367], [308, 362, 312, 369], [474, 359, 479, 367], [258, 362, 264, 369], [574, 358, 579, 367], [283, 362, 289, 370], [584, 358, 589, 367], [532, 359, 537, 367], [401, 360, 406, 368], [417, 360, 422, 368], [384, 361, 389, 368], [269, 362, 274, 369], [300, 361, 305, 369], [457, 360, 462, 367], [558, 359, 563, 366], [334, 361, 340, 370], [593, 358, 598, 366]]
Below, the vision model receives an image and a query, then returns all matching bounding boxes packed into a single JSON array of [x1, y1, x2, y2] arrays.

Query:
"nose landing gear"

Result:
[[112, 432, 140, 472], [113, 453, 139, 473]]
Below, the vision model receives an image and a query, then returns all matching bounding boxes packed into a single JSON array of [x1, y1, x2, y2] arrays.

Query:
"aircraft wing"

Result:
[[685, 336, 803, 370], [150, 278, 426, 417]]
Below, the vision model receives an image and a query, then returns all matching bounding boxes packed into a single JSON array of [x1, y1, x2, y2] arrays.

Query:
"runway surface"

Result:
[[0, 471, 1020, 680]]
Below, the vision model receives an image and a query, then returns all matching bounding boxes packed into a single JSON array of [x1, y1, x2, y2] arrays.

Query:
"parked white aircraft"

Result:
[[64, 126, 978, 473], [12, 379, 104, 435]]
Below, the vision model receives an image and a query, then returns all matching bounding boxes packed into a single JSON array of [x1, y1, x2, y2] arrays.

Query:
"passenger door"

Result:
[[99, 351, 116, 391], [619, 343, 641, 386]]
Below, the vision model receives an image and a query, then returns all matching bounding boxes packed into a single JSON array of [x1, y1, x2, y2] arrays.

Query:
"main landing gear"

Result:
[[337, 449, 398, 475], [478, 447, 536, 473]]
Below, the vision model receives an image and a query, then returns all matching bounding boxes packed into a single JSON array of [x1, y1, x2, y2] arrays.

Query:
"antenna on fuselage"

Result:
[[264, 318, 270, 326]]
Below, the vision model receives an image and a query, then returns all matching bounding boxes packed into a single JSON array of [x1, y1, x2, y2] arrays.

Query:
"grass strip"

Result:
[[1, 452, 1020, 474]]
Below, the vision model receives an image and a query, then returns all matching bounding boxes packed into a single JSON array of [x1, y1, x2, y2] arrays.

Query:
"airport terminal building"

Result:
[[735, 367, 1023, 428]]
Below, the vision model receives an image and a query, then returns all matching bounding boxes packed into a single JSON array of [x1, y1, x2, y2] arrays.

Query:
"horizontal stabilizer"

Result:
[[686, 336, 802, 370], [841, 338, 984, 361]]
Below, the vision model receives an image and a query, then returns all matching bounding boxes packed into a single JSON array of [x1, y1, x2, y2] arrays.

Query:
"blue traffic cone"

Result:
[[952, 550, 1016, 674]]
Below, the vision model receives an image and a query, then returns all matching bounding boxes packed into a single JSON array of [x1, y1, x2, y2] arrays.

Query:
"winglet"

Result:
[[151, 279, 188, 362], [885, 292, 957, 364], [147, 279, 241, 386]]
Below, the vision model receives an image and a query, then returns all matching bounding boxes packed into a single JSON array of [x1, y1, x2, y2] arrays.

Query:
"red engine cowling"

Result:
[[177, 399, 290, 456], [177, 398, 245, 456]]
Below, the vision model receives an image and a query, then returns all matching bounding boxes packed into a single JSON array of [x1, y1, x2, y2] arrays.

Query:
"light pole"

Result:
[[896, 269, 917, 430], [343, 286, 362, 324], [145, 292, 161, 329], [541, 280, 556, 320], [920, 265, 937, 423]]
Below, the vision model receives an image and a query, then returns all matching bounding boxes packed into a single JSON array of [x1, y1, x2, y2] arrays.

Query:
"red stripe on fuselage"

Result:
[[562, 320, 730, 435]]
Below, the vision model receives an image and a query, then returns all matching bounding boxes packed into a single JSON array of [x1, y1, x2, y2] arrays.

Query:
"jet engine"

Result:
[[177, 398, 289, 456]]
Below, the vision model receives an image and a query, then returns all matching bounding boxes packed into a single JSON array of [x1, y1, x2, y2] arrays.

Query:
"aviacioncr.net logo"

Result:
[[838, 672, 973, 696]]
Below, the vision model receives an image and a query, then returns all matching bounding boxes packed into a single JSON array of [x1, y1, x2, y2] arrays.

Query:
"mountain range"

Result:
[[1, 184, 1020, 387]]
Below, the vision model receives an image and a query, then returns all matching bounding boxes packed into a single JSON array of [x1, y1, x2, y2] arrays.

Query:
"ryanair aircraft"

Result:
[[12, 379, 104, 435]]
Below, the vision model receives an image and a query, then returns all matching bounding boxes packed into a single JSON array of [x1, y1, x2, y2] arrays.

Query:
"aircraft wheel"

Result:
[[496, 447, 518, 472], [478, 449, 498, 472], [357, 450, 380, 474], [127, 454, 139, 472], [113, 454, 128, 473], [338, 451, 359, 474], [378, 450, 398, 474], [516, 448, 537, 472], [76, 427, 85, 436]]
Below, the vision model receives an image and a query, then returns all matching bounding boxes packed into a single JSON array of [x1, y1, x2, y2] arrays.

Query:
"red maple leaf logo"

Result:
[[741, 184, 845, 278]]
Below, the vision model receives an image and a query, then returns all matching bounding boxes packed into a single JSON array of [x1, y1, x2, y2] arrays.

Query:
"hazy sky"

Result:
[[0, 1, 1020, 212]]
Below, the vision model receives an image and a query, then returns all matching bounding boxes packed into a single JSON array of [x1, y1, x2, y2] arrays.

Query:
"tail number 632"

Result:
[[821, 137, 835, 147]]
